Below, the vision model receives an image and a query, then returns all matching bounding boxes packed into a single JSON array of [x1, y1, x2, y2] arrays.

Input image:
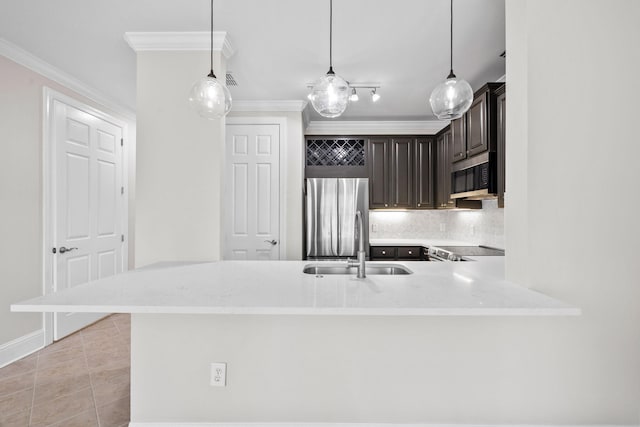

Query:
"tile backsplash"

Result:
[[369, 199, 504, 248]]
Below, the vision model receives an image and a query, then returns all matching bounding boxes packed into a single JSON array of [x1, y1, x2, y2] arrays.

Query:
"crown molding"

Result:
[[124, 32, 235, 59], [232, 100, 308, 112], [305, 120, 450, 135], [0, 38, 135, 121]]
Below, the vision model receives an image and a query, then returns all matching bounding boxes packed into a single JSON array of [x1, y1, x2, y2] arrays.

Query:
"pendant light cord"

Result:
[[328, 0, 334, 75], [208, 0, 216, 78], [448, 0, 456, 79]]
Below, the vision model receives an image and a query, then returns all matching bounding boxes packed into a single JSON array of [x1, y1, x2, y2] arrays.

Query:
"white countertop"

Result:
[[11, 259, 578, 316]]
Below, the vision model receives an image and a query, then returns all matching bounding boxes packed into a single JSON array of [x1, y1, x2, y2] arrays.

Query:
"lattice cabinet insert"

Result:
[[306, 138, 366, 166]]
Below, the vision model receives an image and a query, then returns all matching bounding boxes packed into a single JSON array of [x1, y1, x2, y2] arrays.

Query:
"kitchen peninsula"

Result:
[[13, 259, 575, 316], [12, 258, 578, 424]]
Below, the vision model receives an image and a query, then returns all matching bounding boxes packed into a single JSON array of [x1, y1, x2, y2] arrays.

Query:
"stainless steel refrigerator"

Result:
[[305, 178, 369, 259]]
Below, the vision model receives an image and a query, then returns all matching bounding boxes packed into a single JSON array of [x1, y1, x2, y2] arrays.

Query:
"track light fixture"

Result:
[[349, 88, 359, 102], [306, 83, 381, 105], [371, 88, 381, 102]]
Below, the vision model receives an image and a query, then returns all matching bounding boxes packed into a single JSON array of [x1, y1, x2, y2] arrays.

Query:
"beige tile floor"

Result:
[[0, 314, 131, 427]]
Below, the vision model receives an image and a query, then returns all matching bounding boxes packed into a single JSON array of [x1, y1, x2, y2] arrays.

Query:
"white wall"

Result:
[[135, 51, 226, 267], [504, 0, 640, 417], [130, 1, 640, 423], [0, 55, 44, 346], [370, 199, 505, 248], [0, 54, 135, 359]]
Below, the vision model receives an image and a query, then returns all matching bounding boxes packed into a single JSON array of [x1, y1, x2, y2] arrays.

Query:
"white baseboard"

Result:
[[0, 329, 44, 368], [128, 424, 639, 427]]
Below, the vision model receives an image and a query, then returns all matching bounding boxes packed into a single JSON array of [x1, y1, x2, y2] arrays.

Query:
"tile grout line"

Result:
[[35, 386, 96, 427], [112, 314, 122, 334], [94, 316, 131, 411], [1, 315, 130, 426], [81, 327, 102, 427], [27, 350, 40, 426]]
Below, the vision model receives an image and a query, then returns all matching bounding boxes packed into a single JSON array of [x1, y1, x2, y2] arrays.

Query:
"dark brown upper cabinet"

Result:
[[304, 137, 368, 178], [390, 137, 415, 208], [496, 85, 506, 208], [467, 94, 488, 157], [450, 83, 504, 165], [451, 114, 467, 162], [368, 136, 435, 209], [435, 129, 455, 209], [368, 138, 390, 208], [435, 127, 482, 209], [415, 138, 436, 209]]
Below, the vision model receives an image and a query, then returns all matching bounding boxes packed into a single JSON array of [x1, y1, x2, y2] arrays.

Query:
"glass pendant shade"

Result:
[[429, 76, 473, 120], [188, 74, 232, 119], [309, 72, 350, 118]]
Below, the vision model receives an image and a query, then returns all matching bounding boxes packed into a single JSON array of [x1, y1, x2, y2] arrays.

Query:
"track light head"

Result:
[[349, 88, 359, 102]]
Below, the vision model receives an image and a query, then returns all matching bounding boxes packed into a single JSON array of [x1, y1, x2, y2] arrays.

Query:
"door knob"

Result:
[[264, 240, 278, 246], [58, 246, 78, 254]]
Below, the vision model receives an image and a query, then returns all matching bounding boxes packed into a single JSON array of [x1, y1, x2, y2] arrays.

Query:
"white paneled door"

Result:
[[52, 99, 124, 340], [224, 124, 280, 260]]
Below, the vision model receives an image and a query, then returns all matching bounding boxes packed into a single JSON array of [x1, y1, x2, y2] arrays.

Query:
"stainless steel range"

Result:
[[427, 245, 505, 262]]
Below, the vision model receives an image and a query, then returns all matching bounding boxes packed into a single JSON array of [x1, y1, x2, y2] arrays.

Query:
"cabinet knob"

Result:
[[417, 203, 421, 206], [384, 204, 388, 207], [408, 251, 413, 255], [381, 251, 386, 255], [394, 204, 397, 206]]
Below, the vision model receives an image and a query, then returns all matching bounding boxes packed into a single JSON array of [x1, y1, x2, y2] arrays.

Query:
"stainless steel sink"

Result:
[[303, 263, 413, 275]]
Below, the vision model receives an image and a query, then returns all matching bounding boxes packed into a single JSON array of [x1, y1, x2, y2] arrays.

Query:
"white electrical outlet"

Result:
[[372, 223, 378, 232], [210, 362, 227, 387], [470, 225, 475, 235], [439, 223, 446, 232]]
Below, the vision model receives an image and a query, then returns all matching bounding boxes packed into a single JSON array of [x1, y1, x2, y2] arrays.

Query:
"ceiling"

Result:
[[0, 0, 505, 121]]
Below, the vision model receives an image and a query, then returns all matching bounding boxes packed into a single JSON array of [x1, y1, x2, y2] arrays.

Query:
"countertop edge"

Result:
[[10, 304, 581, 316]]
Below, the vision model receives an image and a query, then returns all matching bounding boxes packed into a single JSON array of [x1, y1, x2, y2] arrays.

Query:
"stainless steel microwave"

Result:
[[450, 161, 497, 199]]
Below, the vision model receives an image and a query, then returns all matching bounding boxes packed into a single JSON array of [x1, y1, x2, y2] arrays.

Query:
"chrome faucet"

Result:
[[348, 210, 366, 278]]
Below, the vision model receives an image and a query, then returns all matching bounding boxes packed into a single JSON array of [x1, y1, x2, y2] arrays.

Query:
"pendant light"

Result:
[[188, 0, 232, 119], [309, 0, 349, 118], [429, 0, 473, 120]]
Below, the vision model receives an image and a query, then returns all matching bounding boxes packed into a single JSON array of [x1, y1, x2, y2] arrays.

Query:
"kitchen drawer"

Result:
[[397, 246, 421, 259], [370, 246, 396, 259]]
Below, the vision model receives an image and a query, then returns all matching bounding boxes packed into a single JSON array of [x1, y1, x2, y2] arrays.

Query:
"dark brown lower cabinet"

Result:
[[370, 246, 422, 261]]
